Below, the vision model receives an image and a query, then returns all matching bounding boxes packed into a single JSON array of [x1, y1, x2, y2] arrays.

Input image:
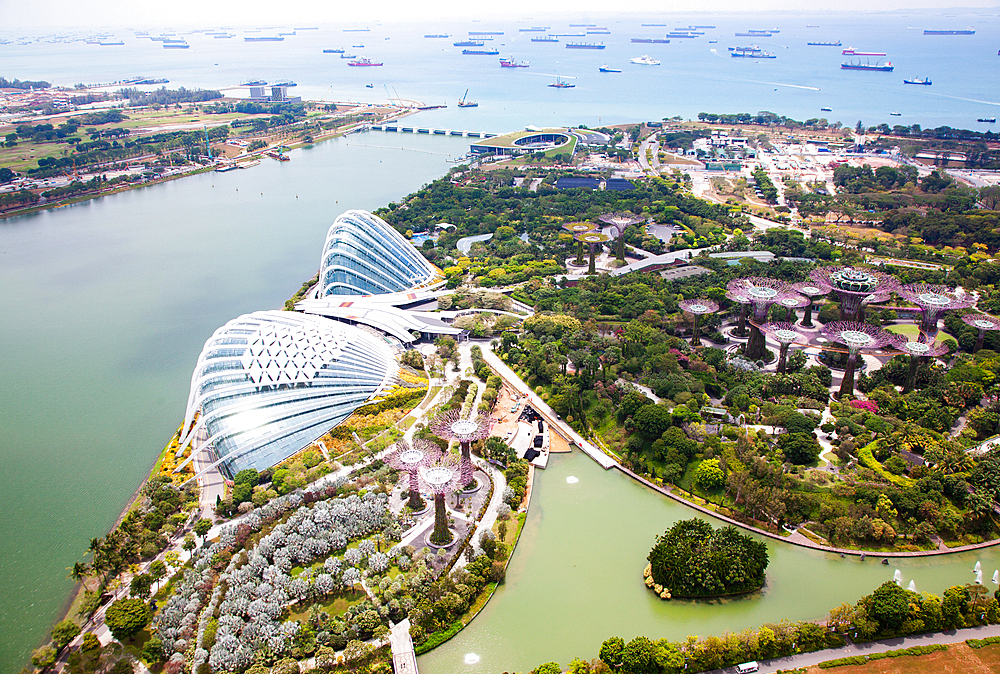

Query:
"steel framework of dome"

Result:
[[386, 439, 443, 511], [962, 313, 1000, 353], [762, 322, 806, 373], [599, 212, 645, 262], [898, 283, 976, 342], [563, 222, 595, 266], [679, 299, 719, 346], [726, 277, 805, 360], [810, 266, 899, 322], [417, 455, 465, 545], [319, 209, 438, 296], [821, 321, 902, 398], [896, 339, 950, 393], [792, 281, 831, 327], [174, 311, 396, 479]]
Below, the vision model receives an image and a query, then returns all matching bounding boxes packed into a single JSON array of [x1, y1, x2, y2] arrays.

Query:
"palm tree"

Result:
[[67, 562, 90, 582]]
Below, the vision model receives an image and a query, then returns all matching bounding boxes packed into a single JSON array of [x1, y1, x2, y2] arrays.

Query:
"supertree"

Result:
[[898, 284, 976, 342], [599, 212, 645, 263], [895, 340, 950, 393], [792, 281, 832, 327], [679, 299, 719, 347], [725, 289, 753, 338], [762, 322, 805, 373], [417, 456, 464, 546], [962, 313, 1000, 353], [385, 439, 442, 511], [431, 410, 495, 484], [810, 266, 899, 322], [726, 277, 805, 361], [563, 222, 594, 266], [776, 293, 811, 323], [575, 231, 611, 274], [821, 321, 902, 398]]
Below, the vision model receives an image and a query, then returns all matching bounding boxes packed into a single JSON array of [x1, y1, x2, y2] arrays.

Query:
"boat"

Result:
[[903, 77, 931, 85], [552, 33, 586, 37], [278, 31, 296, 36], [890, 111, 902, 116], [341, 54, 356, 59], [736, 32, 770, 37], [693, 25, 716, 29], [569, 24, 596, 27], [599, 65, 622, 72], [667, 33, 698, 38], [549, 76, 575, 88], [453, 40, 484, 47], [463, 48, 500, 55], [641, 23, 667, 27], [807, 41, 842, 46], [531, 36, 559, 42], [566, 42, 605, 49], [821, 107, 833, 111], [343, 28, 371, 32], [748, 29, 772, 35], [842, 60, 893, 71], [732, 47, 775, 58], [323, 48, 345, 53], [587, 30, 611, 34], [708, 40, 718, 43], [499, 56, 529, 67], [519, 27, 550, 32], [979, 118, 997, 123], [632, 38, 670, 43], [163, 43, 190, 49], [348, 57, 383, 66], [215, 162, 237, 172], [631, 55, 661, 65], [99, 41, 124, 46], [842, 47, 886, 55], [352, 44, 364, 48], [924, 29, 974, 35], [469, 31, 504, 35], [806, 24, 820, 28], [424, 34, 449, 38], [365, 83, 374, 88], [244, 36, 284, 42], [457, 89, 478, 107]]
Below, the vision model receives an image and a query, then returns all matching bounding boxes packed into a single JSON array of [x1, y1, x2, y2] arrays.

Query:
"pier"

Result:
[[366, 123, 496, 138]]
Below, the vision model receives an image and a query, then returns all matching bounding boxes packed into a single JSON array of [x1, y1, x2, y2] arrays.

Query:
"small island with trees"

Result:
[[644, 519, 769, 599]]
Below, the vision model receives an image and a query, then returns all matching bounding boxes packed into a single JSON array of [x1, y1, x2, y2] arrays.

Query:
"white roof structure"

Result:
[[319, 209, 440, 296], [175, 311, 396, 478], [296, 297, 464, 344]]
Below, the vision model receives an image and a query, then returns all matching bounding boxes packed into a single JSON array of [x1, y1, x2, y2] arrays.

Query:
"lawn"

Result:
[[285, 588, 368, 623]]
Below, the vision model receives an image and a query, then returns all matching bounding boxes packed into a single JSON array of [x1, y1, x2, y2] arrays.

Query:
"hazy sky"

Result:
[[1, 0, 993, 29]]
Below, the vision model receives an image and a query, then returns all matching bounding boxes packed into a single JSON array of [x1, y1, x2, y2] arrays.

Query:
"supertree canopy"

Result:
[[776, 293, 811, 323], [726, 277, 805, 360], [575, 231, 611, 274], [762, 322, 806, 373], [792, 281, 831, 327], [962, 313, 1000, 353], [431, 410, 495, 483], [821, 321, 902, 398], [679, 299, 720, 347], [895, 339, 950, 393], [810, 266, 899, 322], [385, 439, 442, 510], [417, 456, 464, 546], [599, 212, 645, 262], [898, 284, 976, 342], [563, 222, 595, 266]]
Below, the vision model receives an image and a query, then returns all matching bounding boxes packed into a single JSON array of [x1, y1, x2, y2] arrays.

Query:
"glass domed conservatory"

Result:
[[174, 311, 396, 478], [319, 209, 438, 296]]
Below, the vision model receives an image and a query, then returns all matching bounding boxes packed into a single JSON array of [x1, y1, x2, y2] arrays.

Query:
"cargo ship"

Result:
[[424, 34, 449, 38], [566, 42, 605, 49], [588, 29, 611, 34], [693, 25, 716, 29], [599, 65, 622, 72], [454, 40, 483, 46], [348, 57, 383, 66], [531, 36, 559, 42], [343, 28, 370, 32], [323, 48, 345, 53], [570, 23, 596, 27], [163, 43, 190, 49], [632, 38, 670, 43], [842, 60, 893, 71], [499, 56, 529, 67], [979, 118, 997, 123], [553, 33, 586, 37], [807, 41, 842, 46], [245, 36, 284, 42], [736, 32, 770, 37], [469, 31, 504, 35], [924, 29, 974, 35], [641, 23, 667, 26], [842, 47, 886, 55], [732, 47, 775, 58], [463, 48, 500, 55], [668, 33, 698, 38], [903, 77, 932, 85], [519, 27, 550, 32]]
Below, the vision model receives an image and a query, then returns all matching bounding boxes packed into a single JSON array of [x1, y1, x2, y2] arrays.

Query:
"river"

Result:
[[0, 132, 471, 673], [418, 450, 1000, 674]]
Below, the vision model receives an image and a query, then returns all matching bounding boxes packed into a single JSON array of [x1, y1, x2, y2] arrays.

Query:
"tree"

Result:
[[51, 618, 81, 649], [81, 633, 100, 652], [104, 598, 151, 642], [599, 636, 625, 669], [532, 664, 562, 674], [694, 459, 725, 490], [633, 404, 672, 439], [621, 636, 657, 673], [778, 432, 821, 465], [31, 646, 56, 669], [130, 573, 153, 599], [194, 518, 212, 538], [182, 533, 196, 552], [141, 636, 166, 664], [866, 582, 910, 632]]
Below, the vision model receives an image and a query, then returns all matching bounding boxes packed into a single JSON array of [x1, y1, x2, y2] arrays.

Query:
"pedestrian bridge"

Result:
[[389, 619, 419, 674]]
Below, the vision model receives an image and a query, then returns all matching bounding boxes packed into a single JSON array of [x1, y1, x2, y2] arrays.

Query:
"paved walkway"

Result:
[[388, 619, 418, 674]]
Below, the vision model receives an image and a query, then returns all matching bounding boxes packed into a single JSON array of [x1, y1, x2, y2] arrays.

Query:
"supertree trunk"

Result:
[[904, 354, 920, 393], [746, 325, 766, 360], [407, 474, 423, 510], [432, 494, 451, 545], [919, 311, 939, 344], [736, 304, 749, 337], [839, 351, 859, 399], [975, 329, 986, 354], [777, 343, 790, 373], [588, 244, 597, 274], [460, 439, 471, 466], [691, 314, 702, 347], [575, 240, 584, 266], [786, 306, 795, 322], [801, 302, 815, 327]]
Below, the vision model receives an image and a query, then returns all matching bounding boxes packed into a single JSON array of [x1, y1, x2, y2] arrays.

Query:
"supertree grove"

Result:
[[761, 322, 806, 373], [895, 339, 950, 393], [385, 439, 442, 511], [679, 299, 719, 347], [810, 266, 899, 322], [792, 281, 832, 327], [431, 410, 495, 484], [821, 321, 902, 398], [726, 277, 805, 360], [418, 456, 465, 546], [599, 212, 645, 263], [962, 313, 1000, 353], [898, 284, 976, 342], [574, 231, 611, 274], [563, 222, 595, 266]]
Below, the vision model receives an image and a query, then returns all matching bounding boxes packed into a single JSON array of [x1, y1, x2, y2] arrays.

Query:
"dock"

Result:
[[366, 123, 496, 138]]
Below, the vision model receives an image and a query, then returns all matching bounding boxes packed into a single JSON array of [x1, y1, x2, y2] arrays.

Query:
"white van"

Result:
[[736, 663, 760, 674]]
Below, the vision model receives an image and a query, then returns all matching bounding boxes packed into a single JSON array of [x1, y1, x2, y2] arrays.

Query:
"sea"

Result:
[[1, 8, 999, 674]]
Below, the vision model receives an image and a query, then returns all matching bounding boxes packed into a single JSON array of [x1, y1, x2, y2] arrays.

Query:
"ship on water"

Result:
[[245, 36, 284, 42], [323, 48, 345, 53], [732, 47, 775, 58], [348, 57, 382, 66], [842, 60, 893, 71], [531, 36, 559, 42], [599, 65, 622, 72], [843, 47, 886, 55], [641, 23, 667, 26], [631, 55, 661, 65], [807, 41, 842, 46], [163, 43, 190, 49], [924, 29, 974, 35], [519, 27, 550, 32], [454, 40, 484, 47], [549, 76, 575, 88], [903, 77, 932, 85], [632, 38, 670, 43], [566, 42, 605, 49], [469, 31, 504, 35], [499, 56, 529, 67], [463, 47, 500, 55], [736, 31, 771, 37], [457, 89, 478, 107], [424, 34, 449, 38]]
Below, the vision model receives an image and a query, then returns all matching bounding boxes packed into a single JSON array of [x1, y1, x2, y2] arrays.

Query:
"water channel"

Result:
[[419, 450, 1000, 674]]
